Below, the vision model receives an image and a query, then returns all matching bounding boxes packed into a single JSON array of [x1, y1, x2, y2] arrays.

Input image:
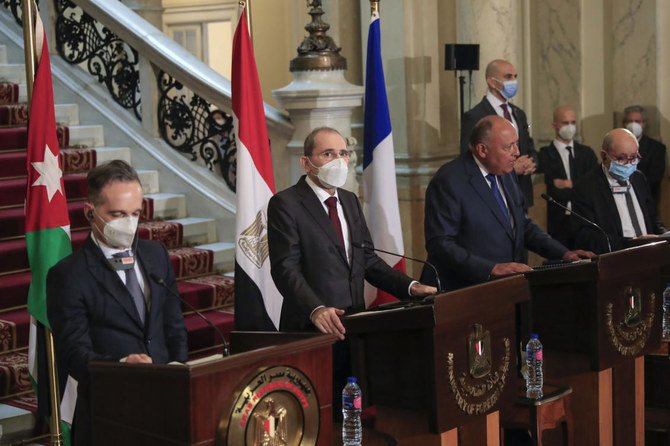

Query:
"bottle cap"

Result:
[[530, 333, 539, 339], [347, 377, 357, 383]]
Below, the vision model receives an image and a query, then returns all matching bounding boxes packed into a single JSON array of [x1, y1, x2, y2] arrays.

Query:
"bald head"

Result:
[[485, 59, 513, 79], [485, 59, 517, 101], [553, 106, 575, 123], [602, 128, 638, 154]]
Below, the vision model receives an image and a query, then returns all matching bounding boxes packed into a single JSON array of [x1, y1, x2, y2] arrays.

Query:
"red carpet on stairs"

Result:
[[0, 148, 98, 179], [0, 125, 69, 151], [183, 309, 234, 354], [0, 83, 19, 105], [0, 230, 89, 274], [0, 309, 30, 352], [0, 200, 88, 239], [0, 272, 32, 310], [0, 352, 30, 398], [0, 103, 28, 125], [0, 174, 88, 207]]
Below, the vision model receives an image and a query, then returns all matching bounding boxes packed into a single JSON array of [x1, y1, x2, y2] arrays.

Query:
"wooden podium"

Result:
[[89, 333, 336, 445], [525, 242, 670, 446], [343, 275, 530, 445]]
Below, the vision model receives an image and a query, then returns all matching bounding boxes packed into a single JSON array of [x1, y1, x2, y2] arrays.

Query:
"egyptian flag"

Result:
[[362, 7, 407, 307], [25, 21, 76, 445], [232, 7, 283, 330]]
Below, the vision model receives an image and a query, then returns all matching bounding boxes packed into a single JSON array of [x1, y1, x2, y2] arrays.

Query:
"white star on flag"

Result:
[[31, 145, 63, 202]]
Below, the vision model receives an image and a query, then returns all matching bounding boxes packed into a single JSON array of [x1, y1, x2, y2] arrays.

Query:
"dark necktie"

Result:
[[486, 174, 510, 226], [324, 196, 345, 247], [500, 103, 513, 122], [114, 251, 146, 324], [617, 180, 643, 236], [565, 146, 576, 179]]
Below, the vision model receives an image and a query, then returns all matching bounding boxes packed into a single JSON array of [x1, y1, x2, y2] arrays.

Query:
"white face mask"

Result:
[[310, 157, 348, 189], [558, 124, 576, 141], [95, 212, 139, 249], [625, 122, 643, 139]]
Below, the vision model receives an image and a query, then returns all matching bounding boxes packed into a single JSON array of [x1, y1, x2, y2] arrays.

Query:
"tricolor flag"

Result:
[[362, 8, 406, 307], [232, 7, 283, 330], [25, 21, 76, 445]]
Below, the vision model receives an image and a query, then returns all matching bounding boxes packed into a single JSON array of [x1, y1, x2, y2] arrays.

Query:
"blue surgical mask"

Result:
[[608, 161, 637, 181], [495, 78, 518, 99]]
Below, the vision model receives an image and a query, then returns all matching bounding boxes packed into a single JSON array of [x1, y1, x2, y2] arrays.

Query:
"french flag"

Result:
[[362, 9, 406, 307], [232, 7, 283, 330]]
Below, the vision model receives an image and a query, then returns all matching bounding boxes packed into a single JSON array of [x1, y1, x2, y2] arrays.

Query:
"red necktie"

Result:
[[324, 196, 345, 247], [500, 103, 513, 122]]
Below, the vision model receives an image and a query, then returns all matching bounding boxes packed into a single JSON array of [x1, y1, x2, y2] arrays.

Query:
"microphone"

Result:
[[541, 193, 612, 253], [352, 241, 443, 294], [150, 273, 230, 357]]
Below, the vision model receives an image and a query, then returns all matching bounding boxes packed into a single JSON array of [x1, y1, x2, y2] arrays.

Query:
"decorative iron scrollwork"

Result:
[[2, 0, 39, 27], [157, 71, 237, 191], [53, 0, 141, 119]]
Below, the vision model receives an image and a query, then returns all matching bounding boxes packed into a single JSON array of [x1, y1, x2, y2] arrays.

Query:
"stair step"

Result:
[[169, 217, 216, 245], [0, 64, 25, 84], [94, 146, 131, 164], [0, 82, 20, 106], [0, 308, 30, 351], [66, 124, 105, 148], [0, 200, 88, 240], [0, 352, 30, 399], [177, 273, 234, 311], [143, 193, 187, 220], [0, 174, 88, 207], [0, 272, 31, 311], [183, 308, 234, 354], [193, 241, 235, 273], [0, 103, 80, 126], [0, 46, 6, 64], [0, 230, 88, 275], [0, 125, 70, 151], [137, 169, 159, 194], [0, 402, 36, 444], [168, 246, 214, 279]]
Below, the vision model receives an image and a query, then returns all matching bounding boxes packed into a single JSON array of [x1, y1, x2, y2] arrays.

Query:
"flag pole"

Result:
[[22, 2, 64, 445], [21, 0, 37, 109], [242, 0, 253, 42], [370, 0, 379, 15]]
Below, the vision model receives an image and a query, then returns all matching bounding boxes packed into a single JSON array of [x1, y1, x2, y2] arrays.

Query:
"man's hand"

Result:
[[490, 262, 533, 277], [513, 155, 536, 176], [635, 234, 659, 240], [553, 178, 573, 189], [311, 307, 346, 340], [562, 250, 595, 261], [410, 283, 438, 297], [126, 354, 153, 364]]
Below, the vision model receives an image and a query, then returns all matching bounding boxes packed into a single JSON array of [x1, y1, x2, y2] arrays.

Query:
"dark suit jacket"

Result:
[[538, 141, 598, 245], [47, 237, 187, 445], [267, 176, 413, 331], [460, 96, 537, 206], [572, 167, 665, 254], [423, 152, 567, 291], [637, 134, 666, 205]]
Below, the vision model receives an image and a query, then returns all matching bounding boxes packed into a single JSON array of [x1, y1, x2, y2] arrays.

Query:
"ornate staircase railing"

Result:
[[1, 0, 291, 193]]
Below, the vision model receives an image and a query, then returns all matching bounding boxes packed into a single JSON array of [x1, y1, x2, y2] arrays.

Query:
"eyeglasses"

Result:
[[312, 149, 351, 161], [608, 153, 642, 165]]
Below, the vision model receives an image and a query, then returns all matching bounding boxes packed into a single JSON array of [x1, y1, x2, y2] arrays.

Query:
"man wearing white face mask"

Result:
[[460, 59, 538, 208], [622, 105, 666, 207], [572, 129, 666, 254], [538, 106, 598, 247], [47, 160, 187, 445]]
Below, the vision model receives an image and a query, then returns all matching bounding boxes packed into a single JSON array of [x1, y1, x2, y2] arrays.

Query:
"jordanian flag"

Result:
[[232, 7, 283, 330], [25, 25, 76, 445], [362, 7, 407, 307]]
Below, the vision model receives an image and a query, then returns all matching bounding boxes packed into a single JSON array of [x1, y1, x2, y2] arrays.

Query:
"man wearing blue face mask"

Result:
[[46, 160, 187, 445], [460, 59, 538, 208], [572, 128, 666, 254]]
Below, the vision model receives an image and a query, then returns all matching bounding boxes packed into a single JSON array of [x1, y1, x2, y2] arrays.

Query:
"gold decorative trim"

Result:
[[605, 289, 655, 356], [447, 337, 511, 415]]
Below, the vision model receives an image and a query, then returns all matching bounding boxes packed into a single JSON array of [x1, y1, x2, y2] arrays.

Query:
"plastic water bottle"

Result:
[[342, 377, 362, 446], [525, 333, 544, 399], [663, 283, 670, 340]]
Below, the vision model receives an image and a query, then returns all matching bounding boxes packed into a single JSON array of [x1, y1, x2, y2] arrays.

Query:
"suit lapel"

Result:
[[596, 168, 624, 237], [84, 237, 145, 331], [136, 242, 162, 334], [296, 177, 349, 266], [465, 155, 514, 240]]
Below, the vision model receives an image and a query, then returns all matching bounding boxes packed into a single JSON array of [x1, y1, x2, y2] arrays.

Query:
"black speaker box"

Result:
[[444, 44, 479, 71]]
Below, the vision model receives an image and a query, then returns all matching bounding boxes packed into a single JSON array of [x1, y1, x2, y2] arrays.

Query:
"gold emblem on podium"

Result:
[[221, 366, 319, 446], [447, 323, 511, 415], [606, 286, 655, 356], [238, 210, 270, 268]]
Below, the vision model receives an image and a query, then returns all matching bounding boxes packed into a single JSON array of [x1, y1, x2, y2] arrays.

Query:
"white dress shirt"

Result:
[[91, 232, 149, 298], [553, 138, 574, 211], [602, 166, 648, 237], [305, 176, 351, 263]]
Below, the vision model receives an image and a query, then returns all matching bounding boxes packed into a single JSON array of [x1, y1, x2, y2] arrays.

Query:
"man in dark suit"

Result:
[[572, 128, 666, 254], [460, 59, 537, 207], [424, 116, 592, 291], [267, 127, 436, 337], [623, 105, 666, 207], [538, 106, 598, 247], [47, 160, 187, 445]]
